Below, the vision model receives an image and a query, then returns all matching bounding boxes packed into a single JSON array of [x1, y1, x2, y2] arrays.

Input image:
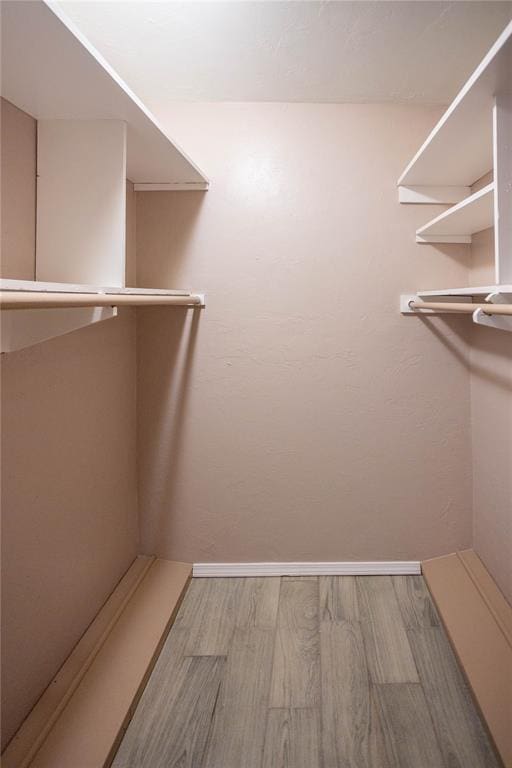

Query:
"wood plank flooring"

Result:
[[112, 575, 502, 768]]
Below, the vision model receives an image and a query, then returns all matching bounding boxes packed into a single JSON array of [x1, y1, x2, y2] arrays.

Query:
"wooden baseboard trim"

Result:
[[193, 560, 421, 577], [457, 549, 512, 647], [2, 557, 192, 768], [422, 550, 512, 768]]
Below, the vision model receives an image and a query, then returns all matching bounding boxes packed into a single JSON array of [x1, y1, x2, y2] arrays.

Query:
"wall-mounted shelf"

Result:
[[399, 20, 512, 323], [417, 284, 512, 298], [401, 290, 512, 333], [0, 292, 204, 310], [0, 0, 208, 188], [1, 2, 210, 350], [416, 183, 494, 244], [398, 20, 512, 188], [0, 279, 193, 297], [0, 281, 205, 352], [0, 280, 205, 309]]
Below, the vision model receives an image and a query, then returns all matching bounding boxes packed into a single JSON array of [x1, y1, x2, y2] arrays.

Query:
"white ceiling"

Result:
[[57, 1, 512, 107]]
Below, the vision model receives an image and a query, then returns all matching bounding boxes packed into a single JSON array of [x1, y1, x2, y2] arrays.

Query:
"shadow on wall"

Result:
[[136, 191, 207, 287], [137, 307, 201, 552], [470, 322, 512, 392], [404, 313, 471, 367], [411, 314, 512, 393]]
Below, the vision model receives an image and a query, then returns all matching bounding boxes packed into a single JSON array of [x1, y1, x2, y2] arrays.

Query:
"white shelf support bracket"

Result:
[[1, 307, 117, 353], [398, 186, 470, 204], [472, 291, 512, 333], [493, 94, 512, 284]]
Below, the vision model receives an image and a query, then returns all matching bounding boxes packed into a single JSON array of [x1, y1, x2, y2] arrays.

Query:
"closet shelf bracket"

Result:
[[472, 291, 512, 332]]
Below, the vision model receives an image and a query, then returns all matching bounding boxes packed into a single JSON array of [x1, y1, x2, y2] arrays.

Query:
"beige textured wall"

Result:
[[0, 99, 36, 279], [0, 108, 139, 746], [136, 102, 473, 564], [470, 228, 512, 605]]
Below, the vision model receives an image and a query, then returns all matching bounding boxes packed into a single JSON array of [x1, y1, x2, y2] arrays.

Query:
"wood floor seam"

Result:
[[199, 667, 224, 768]]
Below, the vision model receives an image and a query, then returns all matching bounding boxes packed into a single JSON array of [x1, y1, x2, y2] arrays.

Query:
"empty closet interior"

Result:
[[1, 2, 511, 767]]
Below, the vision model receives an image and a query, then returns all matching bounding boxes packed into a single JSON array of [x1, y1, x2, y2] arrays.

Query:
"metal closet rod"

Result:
[[0, 292, 204, 310], [410, 300, 512, 316]]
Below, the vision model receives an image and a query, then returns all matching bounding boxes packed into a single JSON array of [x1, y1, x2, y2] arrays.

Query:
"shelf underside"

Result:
[[398, 20, 512, 186], [0, 0, 208, 186]]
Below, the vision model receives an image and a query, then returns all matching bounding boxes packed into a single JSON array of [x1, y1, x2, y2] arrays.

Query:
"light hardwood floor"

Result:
[[112, 575, 502, 768]]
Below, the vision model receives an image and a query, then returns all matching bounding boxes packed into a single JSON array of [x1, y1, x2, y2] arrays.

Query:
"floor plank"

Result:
[[357, 576, 419, 683], [372, 683, 445, 768], [202, 703, 267, 768], [320, 619, 375, 767], [217, 627, 275, 708], [269, 578, 320, 707], [408, 627, 501, 768], [179, 578, 241, 655], [319, 575, 359, 622], [235, 577, 280, 629], [261, 708, 321, 768], [202, 626, 275, 768], [112, 655, 224, 768], [392, 575, 440, 629]]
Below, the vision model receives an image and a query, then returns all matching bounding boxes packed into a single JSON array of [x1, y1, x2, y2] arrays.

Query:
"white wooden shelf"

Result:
[[417, 285, 512, 297], [0, 281, 204, 351], [398, 20, 512, 187], [0, 0, 208, 188], [0, 280, 190, 297], [416, 183, 494, 243], [0, 281, 205, 310]]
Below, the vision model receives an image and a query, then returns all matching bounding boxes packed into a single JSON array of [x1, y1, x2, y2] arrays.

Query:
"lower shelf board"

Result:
[[2, 556, 192, 768], [422, 549, 512, 768]]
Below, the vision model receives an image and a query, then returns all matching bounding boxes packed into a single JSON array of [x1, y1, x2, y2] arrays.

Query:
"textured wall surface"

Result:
[[1, 314, 139, 747], [136, 102, 473, 564], [57, 1, 512, 104], [0, 98, 36, 279], [0, 108, 139, 747], [470, 228, 512, 605]]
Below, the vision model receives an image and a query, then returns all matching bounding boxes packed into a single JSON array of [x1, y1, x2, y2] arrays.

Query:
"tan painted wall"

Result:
[[0, 104, 139, 747], [470, 228, 512, 606], [0, 99, 36, 279], [136, 103, 473, 564]]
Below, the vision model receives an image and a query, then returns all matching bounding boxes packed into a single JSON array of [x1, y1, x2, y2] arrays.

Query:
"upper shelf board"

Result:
[[0, 279, 190, 296], [416, 183, 494, 242], [417, 284, 512, 297], [398, 20, 512, 187], [0, 0, 208, 187]]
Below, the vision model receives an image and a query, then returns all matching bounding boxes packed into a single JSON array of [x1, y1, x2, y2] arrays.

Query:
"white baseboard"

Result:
[[193, 561, 421, 577]]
